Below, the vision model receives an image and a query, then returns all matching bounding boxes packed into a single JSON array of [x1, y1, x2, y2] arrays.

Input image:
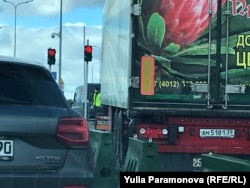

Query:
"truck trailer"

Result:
[[101, 0, 250, 171]]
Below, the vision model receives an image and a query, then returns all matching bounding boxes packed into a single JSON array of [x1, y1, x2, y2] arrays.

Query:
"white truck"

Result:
[[100, 0, 250, 171], [72, 83, 100, 120]]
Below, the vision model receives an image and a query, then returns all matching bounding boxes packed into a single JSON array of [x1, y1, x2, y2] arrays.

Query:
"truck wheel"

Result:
[[113, 110, 119, 156], [128, 119, 136, 137], [117, 111, 123, 168], [113, 109, 122, 170]]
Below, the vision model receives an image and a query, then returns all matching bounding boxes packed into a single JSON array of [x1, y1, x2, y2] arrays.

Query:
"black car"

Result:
[[0, 56, 94, 188]]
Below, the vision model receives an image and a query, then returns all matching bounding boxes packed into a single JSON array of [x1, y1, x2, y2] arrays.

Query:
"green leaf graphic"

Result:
[[147, 13, 165, 48], [163, 43, 180, 53]]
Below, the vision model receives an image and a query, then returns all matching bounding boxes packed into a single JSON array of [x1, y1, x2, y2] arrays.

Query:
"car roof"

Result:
[[76, 85, 84, 90], [0, 55, 45, 68]]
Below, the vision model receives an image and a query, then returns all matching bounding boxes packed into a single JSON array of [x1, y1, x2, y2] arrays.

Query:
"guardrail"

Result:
[[202, 153, 250, 171], [122, 136, 161, 172], [90, 129, 119, 188]]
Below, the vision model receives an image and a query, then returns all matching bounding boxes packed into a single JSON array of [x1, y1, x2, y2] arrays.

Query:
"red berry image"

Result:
[[159, 0, 226, 48]]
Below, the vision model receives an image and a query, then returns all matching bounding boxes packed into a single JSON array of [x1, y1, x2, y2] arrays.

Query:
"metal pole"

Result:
[[3, 0, 34, 57], [58, 0, 63, 90], [14, 6, 16, 57], [84, 32, 89, 119]]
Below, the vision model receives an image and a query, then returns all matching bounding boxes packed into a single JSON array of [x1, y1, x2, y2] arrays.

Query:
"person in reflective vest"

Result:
[[92, 87, 101, 116]]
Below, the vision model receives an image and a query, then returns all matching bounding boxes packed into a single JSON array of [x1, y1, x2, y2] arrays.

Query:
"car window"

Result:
[[0, 62, 66, 107], [74, 86, 84, 104]]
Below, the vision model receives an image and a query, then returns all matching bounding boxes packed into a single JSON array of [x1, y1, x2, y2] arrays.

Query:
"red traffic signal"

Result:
[[48, 48, 56, 56], [84, 45, 92, 61], [85, 45, 92, 53], [48, 48, 56, 65]]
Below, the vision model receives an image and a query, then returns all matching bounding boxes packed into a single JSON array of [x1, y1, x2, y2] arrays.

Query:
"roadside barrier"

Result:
[[122, 136, 161, 172], [90, 130, 119, 188], [202, 153, 250, 171]]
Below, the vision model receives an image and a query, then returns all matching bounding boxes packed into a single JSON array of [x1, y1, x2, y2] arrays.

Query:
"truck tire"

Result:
[[113, 110, 119, 154], [117, 111, 123, 168], [113, 109, 122, 169]]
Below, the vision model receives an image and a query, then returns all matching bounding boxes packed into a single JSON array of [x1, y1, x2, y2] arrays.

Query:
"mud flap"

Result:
[[122, 137, 161, 172], [90, 130, 119, 188], [202, 153, 250, 171]]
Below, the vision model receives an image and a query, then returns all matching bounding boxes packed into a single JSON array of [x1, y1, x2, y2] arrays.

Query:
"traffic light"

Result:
[[84, 45, 92, 62], [48, 48, 56, 65]]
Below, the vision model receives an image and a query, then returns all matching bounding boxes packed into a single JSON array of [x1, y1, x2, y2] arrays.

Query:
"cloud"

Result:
[[1, 0, 105, 16]]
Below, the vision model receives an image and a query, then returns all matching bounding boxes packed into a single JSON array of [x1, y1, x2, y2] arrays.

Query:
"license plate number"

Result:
[[0, 140, 13, 157], [199, 129, 235, 138], [97, 120, 108, 125], [96, 125, 109, 130]]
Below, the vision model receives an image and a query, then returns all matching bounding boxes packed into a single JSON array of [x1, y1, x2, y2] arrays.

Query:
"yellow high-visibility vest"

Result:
[[93, 92, 101, 107]]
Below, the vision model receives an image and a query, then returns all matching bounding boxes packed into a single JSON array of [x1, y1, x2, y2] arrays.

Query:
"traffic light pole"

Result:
[[83, 28, 88, 120], [58, 0, 63, 90]]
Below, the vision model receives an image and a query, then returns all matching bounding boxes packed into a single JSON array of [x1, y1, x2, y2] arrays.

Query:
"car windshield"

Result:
[[0, 62, 66, 107]]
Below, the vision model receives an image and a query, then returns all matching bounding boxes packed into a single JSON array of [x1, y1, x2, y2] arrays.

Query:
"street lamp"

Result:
[[51, 0, 63, 90], [3, 0, 34, 57]]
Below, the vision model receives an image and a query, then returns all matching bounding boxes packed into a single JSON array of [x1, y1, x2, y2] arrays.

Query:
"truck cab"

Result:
[[72, 83, 101, 120]]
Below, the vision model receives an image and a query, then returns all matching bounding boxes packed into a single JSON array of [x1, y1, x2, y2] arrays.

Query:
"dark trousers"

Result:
[[94, 106, 102, 118]]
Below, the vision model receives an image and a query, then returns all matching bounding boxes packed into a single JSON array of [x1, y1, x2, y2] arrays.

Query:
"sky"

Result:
[[0, 0, 104, 99]]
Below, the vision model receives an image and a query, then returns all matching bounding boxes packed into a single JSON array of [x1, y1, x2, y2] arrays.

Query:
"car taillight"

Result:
[[56, 117, 89, 147]]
